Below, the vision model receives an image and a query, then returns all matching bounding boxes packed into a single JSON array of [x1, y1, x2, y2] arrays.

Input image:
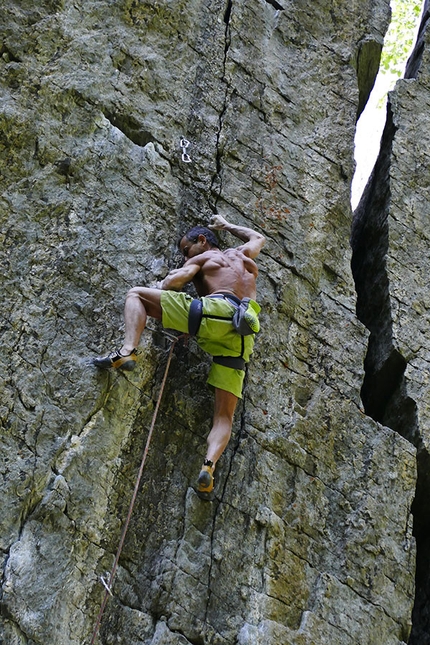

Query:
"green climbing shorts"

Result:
[[160, 291, 257, 398]]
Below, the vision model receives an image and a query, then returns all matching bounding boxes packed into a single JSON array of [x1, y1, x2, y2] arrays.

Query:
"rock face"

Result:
[[352, 2, 430, 643], [0, 1, 421, 644]]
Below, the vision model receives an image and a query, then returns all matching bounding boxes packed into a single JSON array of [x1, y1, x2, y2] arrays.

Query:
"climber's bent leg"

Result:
[[93, 287, 162, 370], [121, 287, 162, 354]]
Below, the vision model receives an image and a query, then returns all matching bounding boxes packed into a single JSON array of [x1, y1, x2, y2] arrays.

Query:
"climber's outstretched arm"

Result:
[[208, 214, 265, 259]]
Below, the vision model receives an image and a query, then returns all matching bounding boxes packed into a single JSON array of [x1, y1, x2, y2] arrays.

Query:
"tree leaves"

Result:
[[380, 0, 422, 78]]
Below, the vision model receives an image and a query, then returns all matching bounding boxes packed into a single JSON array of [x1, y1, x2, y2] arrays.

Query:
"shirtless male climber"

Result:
[[93, 214, 265, 498]]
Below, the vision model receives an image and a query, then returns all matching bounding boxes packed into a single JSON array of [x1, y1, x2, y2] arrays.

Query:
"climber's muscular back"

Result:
[[190, 248, 258, 300]]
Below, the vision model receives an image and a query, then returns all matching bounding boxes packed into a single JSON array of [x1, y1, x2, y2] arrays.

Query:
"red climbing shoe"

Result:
[[197, 461, 214, 500], [93, 348, 138, 371]]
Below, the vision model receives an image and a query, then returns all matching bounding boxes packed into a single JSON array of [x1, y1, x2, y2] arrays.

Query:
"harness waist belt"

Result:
[[208, 293, 241, 307]]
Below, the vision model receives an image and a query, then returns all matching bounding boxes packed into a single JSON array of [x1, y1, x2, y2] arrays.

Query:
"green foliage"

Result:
[[380, 0, 422, 77]]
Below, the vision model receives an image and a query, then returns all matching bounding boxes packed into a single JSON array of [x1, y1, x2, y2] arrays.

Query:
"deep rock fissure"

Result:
[[351, 97, 413, 432], [199, 393, 250, 633], [223, 0, 232, 26], [409, 448, 430, 644], [351, 102, 425, 643]]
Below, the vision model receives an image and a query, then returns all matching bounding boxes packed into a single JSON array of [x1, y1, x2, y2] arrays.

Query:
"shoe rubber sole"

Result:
[[93, 351, 137, 371]]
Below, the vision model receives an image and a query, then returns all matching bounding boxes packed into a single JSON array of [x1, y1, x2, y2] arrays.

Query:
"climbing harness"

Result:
[[188, 294, 260, 337], [180, 137, 191, 163], [89, 334, 182, 645], [187, 294, 261, 370]]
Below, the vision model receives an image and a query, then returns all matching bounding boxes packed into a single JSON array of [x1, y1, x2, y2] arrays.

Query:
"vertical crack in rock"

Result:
[[201, 385, 248, 637], [351, 94, 424, 645], [223, 0, 232, 26], [201, 379, 249, 637], [203, 501, 218, 634], [209, 0, 233, 210], [351, 5, 430, 640], [409, 447, 430, 645], [351, 102, 403, 429]]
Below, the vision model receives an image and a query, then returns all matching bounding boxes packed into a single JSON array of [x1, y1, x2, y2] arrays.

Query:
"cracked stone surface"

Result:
[[0, 0, 420, 644], [352, 3, 430, 642]]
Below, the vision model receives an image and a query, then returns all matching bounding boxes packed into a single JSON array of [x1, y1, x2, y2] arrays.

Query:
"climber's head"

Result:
[[179, 226, 220, 259]]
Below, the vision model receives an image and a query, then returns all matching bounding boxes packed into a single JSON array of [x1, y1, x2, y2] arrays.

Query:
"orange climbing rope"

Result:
[[89, 334, 182, 644]]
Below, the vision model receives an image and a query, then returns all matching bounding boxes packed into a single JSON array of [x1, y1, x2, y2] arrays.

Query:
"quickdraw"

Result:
[[180, 137, 191, 163]]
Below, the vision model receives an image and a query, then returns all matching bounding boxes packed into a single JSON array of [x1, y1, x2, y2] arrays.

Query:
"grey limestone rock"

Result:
[[352, 2, 430, 642], [0, 0, 420, 644]]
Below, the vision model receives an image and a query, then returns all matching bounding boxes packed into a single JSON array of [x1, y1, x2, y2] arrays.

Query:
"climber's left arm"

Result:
[[160, 261, 201, 291]]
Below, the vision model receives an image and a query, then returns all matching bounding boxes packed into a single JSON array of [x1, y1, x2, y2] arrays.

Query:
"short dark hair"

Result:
[[184, 226, 220, 248]]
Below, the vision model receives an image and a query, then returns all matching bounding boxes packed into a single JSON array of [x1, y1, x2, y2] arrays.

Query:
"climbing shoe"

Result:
[[197, 460, 214, 500], [93, 348, 138, 371]]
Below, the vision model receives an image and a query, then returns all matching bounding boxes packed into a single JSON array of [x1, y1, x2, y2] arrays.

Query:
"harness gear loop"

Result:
[[89, 335, 181, 645]]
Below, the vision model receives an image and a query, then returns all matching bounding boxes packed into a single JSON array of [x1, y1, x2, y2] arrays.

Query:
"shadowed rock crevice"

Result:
[[402, 7, 430, 643], [264, 0, 284, 10], [410, 445, 430, 645], [351, 101, 403, 428], [223, 0, 232, 25], [352, 94, 425, 643], [210, 0, 233, 208], [351, 97, 419, 438], [103, 110, 154, 148]]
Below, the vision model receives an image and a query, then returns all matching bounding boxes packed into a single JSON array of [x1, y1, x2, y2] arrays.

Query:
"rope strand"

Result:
[[89, 336, 180, 644]]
